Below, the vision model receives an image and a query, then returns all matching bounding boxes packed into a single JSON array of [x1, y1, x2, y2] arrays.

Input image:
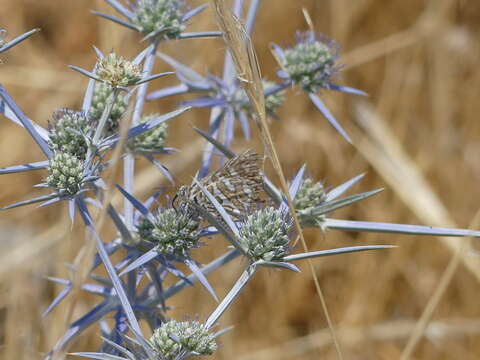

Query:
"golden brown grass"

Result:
[[1, 0, 480, 359]]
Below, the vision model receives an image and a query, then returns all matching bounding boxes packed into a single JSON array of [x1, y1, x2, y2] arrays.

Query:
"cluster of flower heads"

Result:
[[138, 208, 201, 258], [150, 319, 217, 359], [45, 109, 94, 197], [44, 47, 177, 196]]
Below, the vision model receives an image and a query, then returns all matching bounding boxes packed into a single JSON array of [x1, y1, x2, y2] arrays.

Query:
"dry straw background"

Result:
[[1, 0, 480, 359]]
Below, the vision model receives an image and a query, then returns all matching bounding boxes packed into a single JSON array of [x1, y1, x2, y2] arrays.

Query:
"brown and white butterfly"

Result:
[[174, 150, 263, 220]]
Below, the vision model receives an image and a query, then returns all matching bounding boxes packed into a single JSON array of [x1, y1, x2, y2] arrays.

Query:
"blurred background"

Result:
[[1, 0, 480, 359]]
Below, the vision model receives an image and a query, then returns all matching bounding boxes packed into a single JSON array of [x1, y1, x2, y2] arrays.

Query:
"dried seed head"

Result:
[[239, 207, 292, 262], [133, 0, 186, 40], [294, 178, 327, 227], [236, 80, 285, 118], [282, 32, 339, 93], [48, 109, 91, 159], [46, 153, 88, 196], [128, 113, 168, 153], [139, 208, 201, 257], [89, 82, 128, 135], [96, 53, 142, 87], [150, 320, 217, 359]]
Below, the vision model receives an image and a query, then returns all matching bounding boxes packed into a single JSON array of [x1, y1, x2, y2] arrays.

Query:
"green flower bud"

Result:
[[282, 32, 338, 93], [48, 109, 92, 159], [133, 0, 186, 40], [128, 113, 168, 153], [294, 178, 327, 227], [46, 153, 88, 196], [150, 320, 217, 359], [89, 82, 128, 135], [239, 207, 292, 262], [139, 208, 200, 257]]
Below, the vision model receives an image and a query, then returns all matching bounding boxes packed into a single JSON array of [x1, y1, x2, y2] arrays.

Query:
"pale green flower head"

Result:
[[128, 113, 168, 153], [96, 53, 142, 87], [239, 207, 292, 262], [139, 208, 201, 257], [150, 320, 217, 359], [46, 153, 87, 196], [133, 0, 186, 40], [282, 32, 339, 93], [89, 82, 128, 135], [294, 178, 327, 227], [48, 109, 92, 159]]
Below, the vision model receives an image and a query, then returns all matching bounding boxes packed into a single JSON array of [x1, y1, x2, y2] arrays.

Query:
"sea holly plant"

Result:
[[2, 3, 480, 360], [0, 47, 185, 212]]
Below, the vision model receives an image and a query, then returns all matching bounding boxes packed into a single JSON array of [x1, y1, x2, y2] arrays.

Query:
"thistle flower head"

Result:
[[89, 82, 128, 135], [150, 320, 217, 359], [139, 208, 201, 257], [133, 0, 186, 40], [48, 109, 92, 159], [294, 178, 327, 227], [46, 153, 89, 196], [295, 178, 326, 212], [239, 207, 292, 262], [128, 113, 168, 153], [282, 31, 339, 93], [96, 53, 142, 87]]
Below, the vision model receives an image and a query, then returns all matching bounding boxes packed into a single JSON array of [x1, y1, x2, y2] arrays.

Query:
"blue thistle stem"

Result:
[[245, 0, 261, 35], [124, 41, 160, 230], [205, 264, 257, 329], [92, 88, 120, 146]]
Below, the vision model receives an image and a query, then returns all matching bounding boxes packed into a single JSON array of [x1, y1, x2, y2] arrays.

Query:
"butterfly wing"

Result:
[[187, 150, 263, 218]]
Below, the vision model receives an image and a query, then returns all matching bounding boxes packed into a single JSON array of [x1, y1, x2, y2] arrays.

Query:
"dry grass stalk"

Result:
[[208, 1, 344, 358]]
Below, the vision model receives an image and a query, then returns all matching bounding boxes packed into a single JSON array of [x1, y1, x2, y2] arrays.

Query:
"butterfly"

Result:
[[173, 150, 263, 220]]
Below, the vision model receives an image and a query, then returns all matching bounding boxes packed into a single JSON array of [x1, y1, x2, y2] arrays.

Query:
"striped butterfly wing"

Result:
[[182, 150, 263, 219]]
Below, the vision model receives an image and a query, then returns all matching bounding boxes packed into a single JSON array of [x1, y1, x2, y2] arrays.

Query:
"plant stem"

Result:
[[205, 264, 257, 329], [92, 88, 119, 146], [124, 41, 160, 230]]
